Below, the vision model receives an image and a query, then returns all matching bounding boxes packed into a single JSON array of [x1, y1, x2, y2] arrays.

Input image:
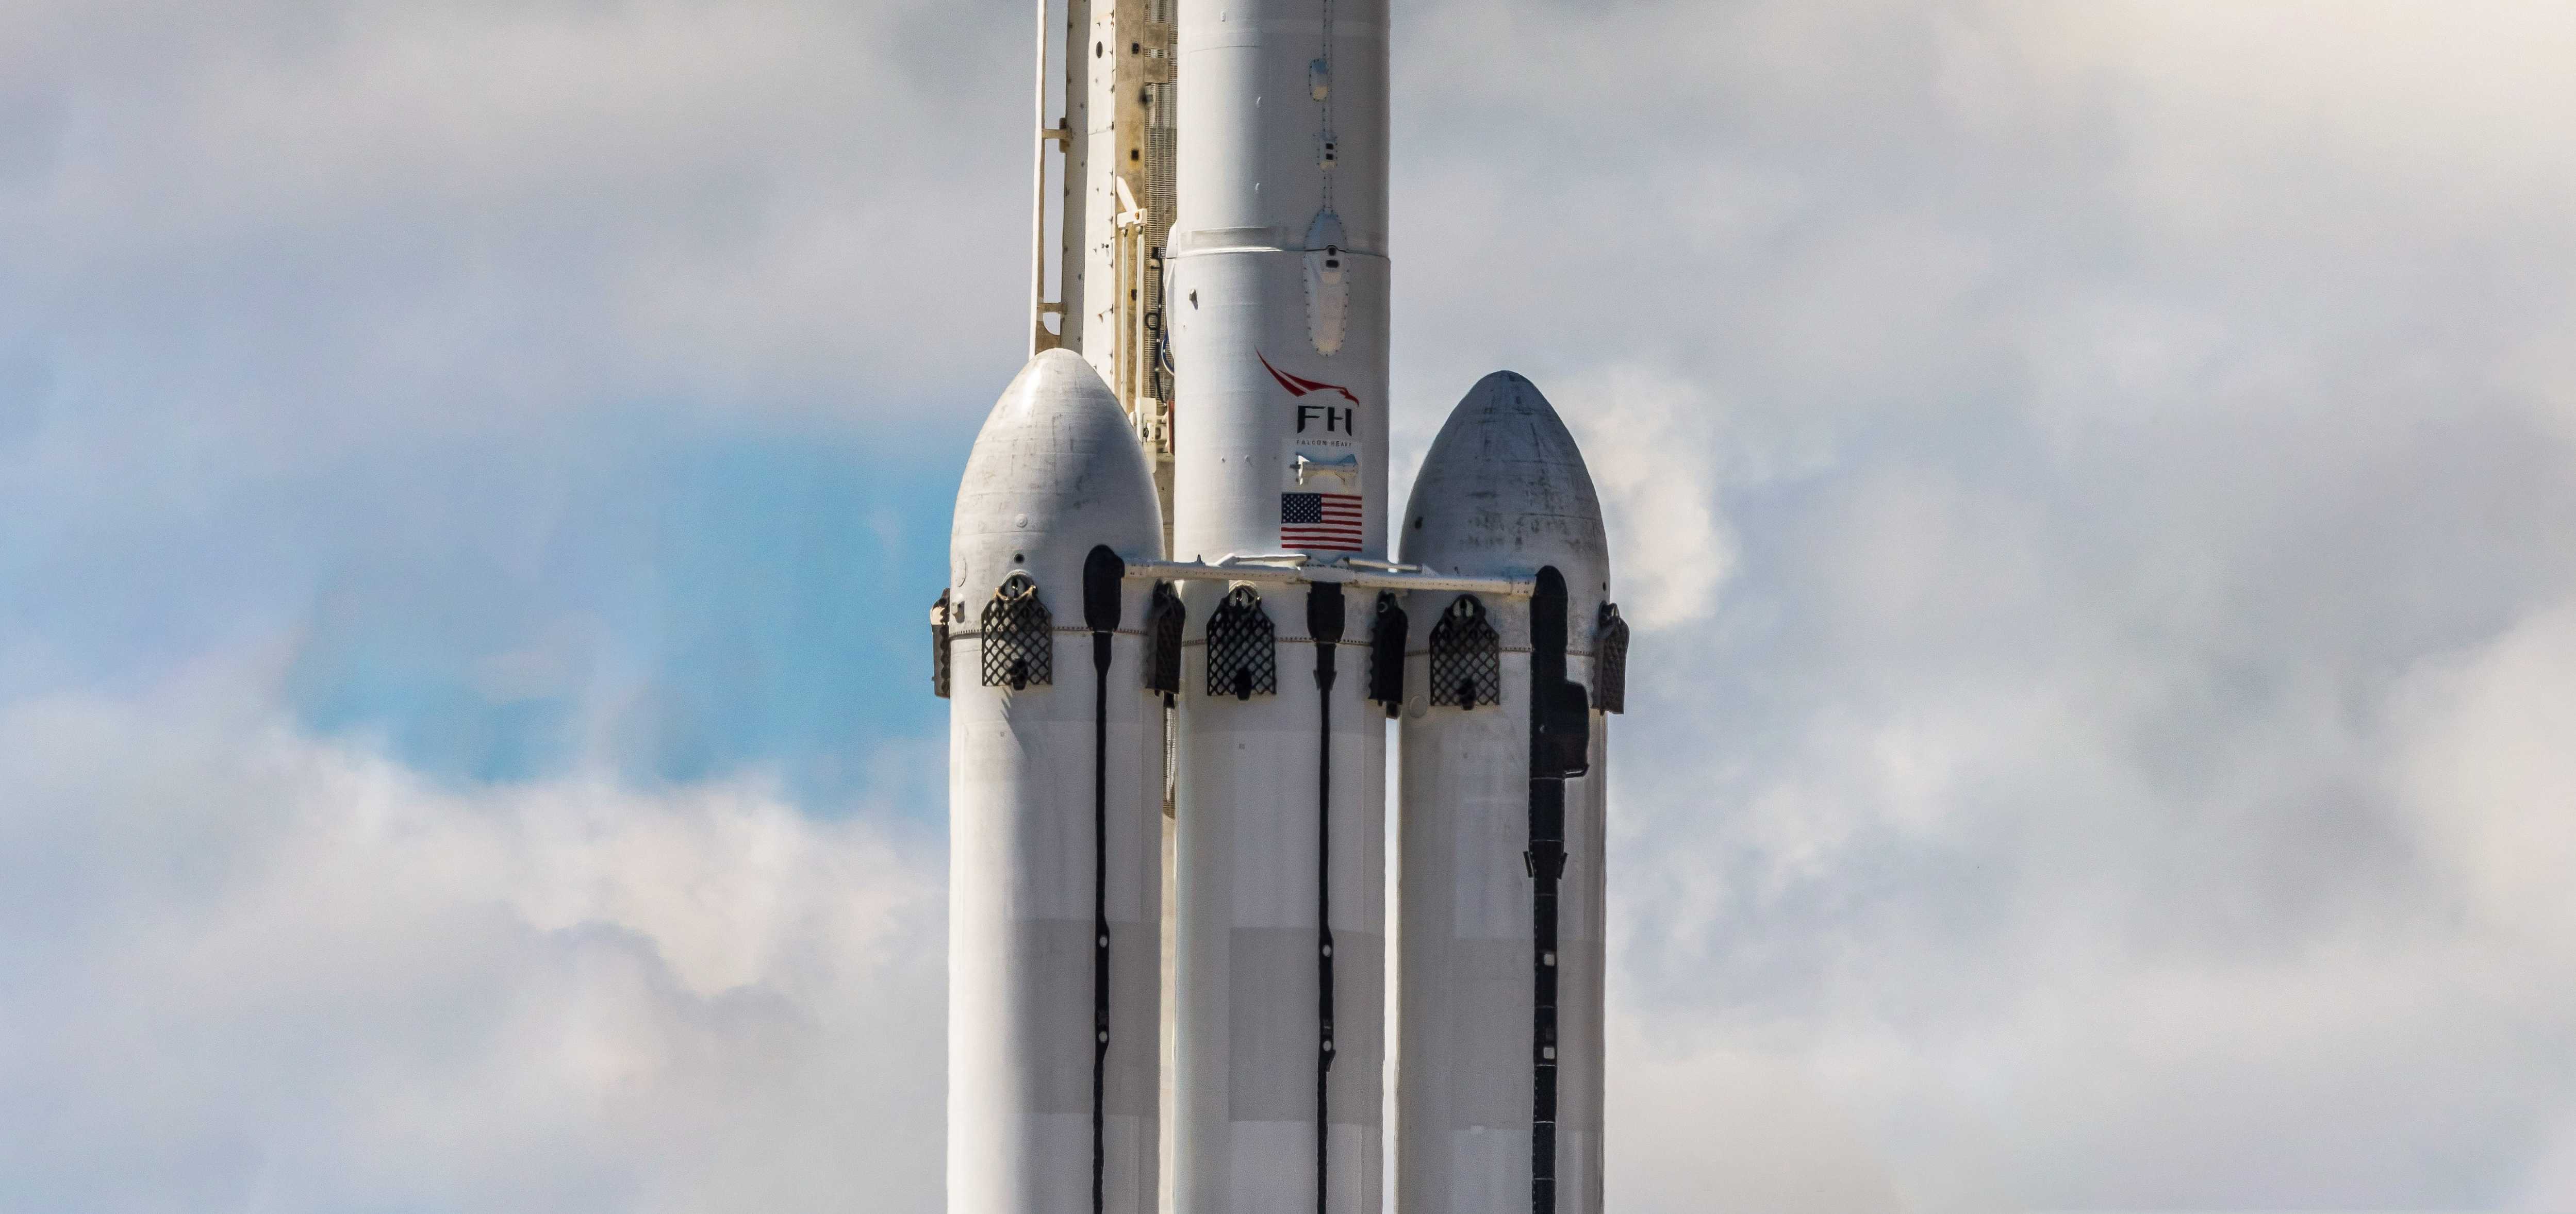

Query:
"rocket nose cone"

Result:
[[952, 350, 1163, 596], [1399, 371, 1608, 579], [988, 347, 1111, 429]]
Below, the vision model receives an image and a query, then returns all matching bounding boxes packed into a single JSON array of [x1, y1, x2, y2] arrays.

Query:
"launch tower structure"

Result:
[[944, 4, 1629, 1213], [1029, 0, 1183, 543]]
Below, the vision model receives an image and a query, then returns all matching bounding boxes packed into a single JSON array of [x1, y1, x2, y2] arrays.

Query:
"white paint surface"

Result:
[[1166, 3, 1395, 1210], [1398, 373, 1613, 1214], [950, 350, 1168, 1214]]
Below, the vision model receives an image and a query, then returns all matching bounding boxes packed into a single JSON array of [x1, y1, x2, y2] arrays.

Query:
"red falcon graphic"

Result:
[[1258, 351, 1362, 404]]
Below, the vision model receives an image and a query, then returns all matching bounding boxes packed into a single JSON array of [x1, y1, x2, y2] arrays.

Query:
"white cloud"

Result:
[[1552, 364, 1741, 629], [1999, 2, 2576, 231], [2392, 603, 2576, 939], [1607, 1022, 1902, 1214], [0, 670, 946, 1212], [1380, 0, 2576, 1207], [0, 0, 1034, 499]]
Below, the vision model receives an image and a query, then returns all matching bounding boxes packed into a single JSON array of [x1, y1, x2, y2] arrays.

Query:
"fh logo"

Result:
[[1300, 403, 1355, 435], [1260, 352, 1360, 436]]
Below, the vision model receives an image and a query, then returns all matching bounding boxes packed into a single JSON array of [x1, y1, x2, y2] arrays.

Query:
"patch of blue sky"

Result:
[[0, 453, 325, 700], [1, 403, 972, 813], [280, 428, 969, 809], [588, 432, 963, 805]]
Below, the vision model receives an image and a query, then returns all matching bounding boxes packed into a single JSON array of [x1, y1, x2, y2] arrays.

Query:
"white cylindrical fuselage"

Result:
[[1397, 374, 1613, 1214], [1167, 2, 1392, 1212], [950, 352, 1168, 1214], [1168, 0, 1389, 566]]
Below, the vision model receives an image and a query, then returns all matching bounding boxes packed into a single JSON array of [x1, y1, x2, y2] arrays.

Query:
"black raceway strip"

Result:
[[1092, 629, 1113, 1214], [1528, 568, 1569, 1214], [1309, 584, 1345, 1214], [1082, 547, 1123, 1214]]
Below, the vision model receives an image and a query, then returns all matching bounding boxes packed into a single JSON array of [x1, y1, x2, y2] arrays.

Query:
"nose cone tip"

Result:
[[995, 346, 1116, 424], [1458, 370, 1550, 417], [1021, 344, 1096, 384]]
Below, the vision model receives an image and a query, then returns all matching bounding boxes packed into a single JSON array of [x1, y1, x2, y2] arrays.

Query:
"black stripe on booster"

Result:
[[1307, 582, 1346, 1214], [1082, 547, 1125, 1214], [1525, 567, 1590, 1214]]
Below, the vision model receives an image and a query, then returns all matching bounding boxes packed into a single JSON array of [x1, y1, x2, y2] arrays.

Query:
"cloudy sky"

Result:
[[7, 1, 2576, 1209]]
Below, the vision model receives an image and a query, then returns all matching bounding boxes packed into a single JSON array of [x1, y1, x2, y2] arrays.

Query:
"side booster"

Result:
[[945, 351, 1169, 1214], [1397, 373, 1627, 1214]]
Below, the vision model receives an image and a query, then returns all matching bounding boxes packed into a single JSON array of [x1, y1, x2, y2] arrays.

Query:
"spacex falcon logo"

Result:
[[1259, 351, 1360, 404], [1261, 351, 1360, 435]]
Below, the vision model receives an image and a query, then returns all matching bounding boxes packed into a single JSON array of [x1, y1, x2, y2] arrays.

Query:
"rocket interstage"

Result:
[[947, 2, 1625, 1213]]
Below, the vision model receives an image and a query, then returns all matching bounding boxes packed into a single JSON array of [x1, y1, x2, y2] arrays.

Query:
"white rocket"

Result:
[[940, 4, 1629, 1213]]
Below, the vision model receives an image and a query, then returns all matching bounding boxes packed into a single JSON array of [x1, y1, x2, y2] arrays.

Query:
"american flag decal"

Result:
[[1280, 492, 1365, 552]]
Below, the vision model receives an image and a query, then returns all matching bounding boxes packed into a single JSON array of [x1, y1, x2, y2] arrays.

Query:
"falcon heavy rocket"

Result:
[[935, 4, 1629, 1212]]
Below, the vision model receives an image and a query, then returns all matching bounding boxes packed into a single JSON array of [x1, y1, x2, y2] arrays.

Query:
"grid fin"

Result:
[[979, 574, 1054, 690], [931, 589, 953, 699], [1204, 586, 1278, 700], [1592, 602, 1629, 714], [1367, 591, 1408, 714], [1144, 581, 1186, 695], [1427, 594, 1502, 709]]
